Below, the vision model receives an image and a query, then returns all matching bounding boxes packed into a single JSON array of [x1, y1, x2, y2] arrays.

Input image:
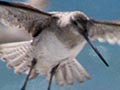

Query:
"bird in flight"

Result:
[[0, 1, 120, 90]]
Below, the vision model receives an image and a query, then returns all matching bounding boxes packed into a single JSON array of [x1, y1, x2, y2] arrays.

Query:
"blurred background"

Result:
[[0, 0, 120, 90]]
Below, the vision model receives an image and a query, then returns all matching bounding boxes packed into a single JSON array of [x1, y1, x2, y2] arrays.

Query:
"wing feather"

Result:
[[0, 40, 33, 75], [0, 1, 52, 37], [55, 67, 65, 86], [88, 19, 120, 45]]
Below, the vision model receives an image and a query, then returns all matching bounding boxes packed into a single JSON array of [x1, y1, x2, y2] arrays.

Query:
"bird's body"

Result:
[[26, 12, 88, 80], [33, 23, 86, 74]]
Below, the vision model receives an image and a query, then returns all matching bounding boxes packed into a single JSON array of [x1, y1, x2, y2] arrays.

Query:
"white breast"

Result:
[[33, 30, 86, 74]]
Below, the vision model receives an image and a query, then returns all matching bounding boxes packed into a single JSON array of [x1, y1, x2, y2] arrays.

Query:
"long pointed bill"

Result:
[[82, 32, 109, 67]]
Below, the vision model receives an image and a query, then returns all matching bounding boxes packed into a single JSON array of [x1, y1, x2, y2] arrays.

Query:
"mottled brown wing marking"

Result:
[[0, 1, 51, 16], [0, 1, 52, 37]]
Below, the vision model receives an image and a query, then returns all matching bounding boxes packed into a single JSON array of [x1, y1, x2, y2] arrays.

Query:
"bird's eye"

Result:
[[71, 18, 85, 31], [72, 19, 78, 26], [71, 16, 88, 29], [77, 18, 88, 27]]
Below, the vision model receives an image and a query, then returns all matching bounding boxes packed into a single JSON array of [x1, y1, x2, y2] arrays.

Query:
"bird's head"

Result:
[[53, 11, 92, 37], [70, 11, 90, 35]]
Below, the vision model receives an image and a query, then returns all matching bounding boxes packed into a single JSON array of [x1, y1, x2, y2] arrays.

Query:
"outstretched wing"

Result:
[[0, 23, 31, 43], [0, 41, 32, 74], [0, 1, 52, 37], [88, 19, 120, 44], [0, 40, 39, 79]]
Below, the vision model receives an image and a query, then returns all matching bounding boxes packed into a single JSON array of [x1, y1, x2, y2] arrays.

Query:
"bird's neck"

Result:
[[53, 27, 84, 49]]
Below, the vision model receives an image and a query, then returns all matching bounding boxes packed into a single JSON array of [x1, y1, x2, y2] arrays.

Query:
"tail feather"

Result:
[[69, 62, 84, 83], [74, 59, 91, 80], [64, 63, 74, 85], [55, 67, 65, 86], [54, 58, 90, 85]]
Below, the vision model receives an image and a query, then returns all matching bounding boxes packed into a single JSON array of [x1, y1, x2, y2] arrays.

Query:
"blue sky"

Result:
[[0, 0, 120, 90]]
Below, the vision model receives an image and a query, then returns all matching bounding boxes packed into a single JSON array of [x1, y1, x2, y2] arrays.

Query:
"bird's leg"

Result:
[[82, 32, 109, 67], [20, 58, 37, 90], [47, 64, 60, 90]]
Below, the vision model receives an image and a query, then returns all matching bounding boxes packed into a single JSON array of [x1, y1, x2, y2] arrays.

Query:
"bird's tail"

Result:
[[47, 58, 91, 85]]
